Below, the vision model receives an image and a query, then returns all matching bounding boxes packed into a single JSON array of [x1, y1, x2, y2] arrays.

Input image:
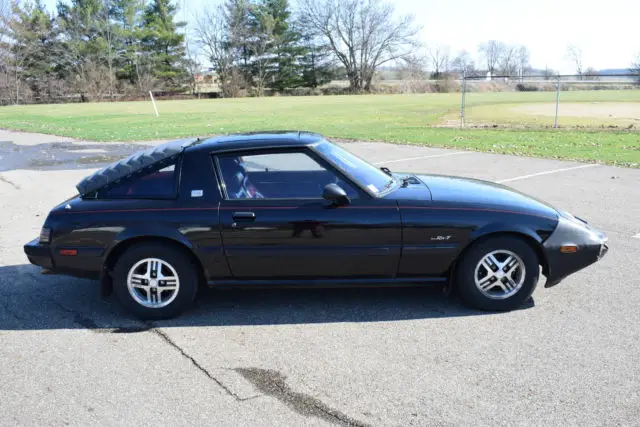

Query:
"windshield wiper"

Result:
[[380, 167, 393, 176]]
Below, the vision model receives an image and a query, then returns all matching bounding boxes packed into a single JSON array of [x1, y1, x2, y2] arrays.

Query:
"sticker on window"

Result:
[[367, 184, 378, 193]]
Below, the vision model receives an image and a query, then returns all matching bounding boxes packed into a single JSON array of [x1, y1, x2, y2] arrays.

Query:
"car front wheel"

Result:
[[455, 235, 539, 311], [113, 243, 199, 319]]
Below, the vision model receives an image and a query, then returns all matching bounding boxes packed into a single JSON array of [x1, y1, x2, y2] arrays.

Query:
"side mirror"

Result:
[[323, 183, 350, 205]]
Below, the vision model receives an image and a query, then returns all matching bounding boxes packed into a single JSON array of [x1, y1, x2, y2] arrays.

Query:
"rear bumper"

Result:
[[24, 237, 102, 280], [24, 238, 53, 269], [542, 215, 608, 287]]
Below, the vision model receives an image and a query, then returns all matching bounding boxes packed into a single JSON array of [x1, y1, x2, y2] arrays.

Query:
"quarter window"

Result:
[[98, 162, 178, 199], [217, 151, 358, 200]]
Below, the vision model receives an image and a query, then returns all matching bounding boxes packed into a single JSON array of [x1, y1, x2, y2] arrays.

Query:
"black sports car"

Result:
[[24, 132, 608, 319]]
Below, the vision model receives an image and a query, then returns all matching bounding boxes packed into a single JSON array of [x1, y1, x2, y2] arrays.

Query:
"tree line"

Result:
[[182, 0, 420, 96], [0, 0, 191, 103], [0, 0, 638, 105]]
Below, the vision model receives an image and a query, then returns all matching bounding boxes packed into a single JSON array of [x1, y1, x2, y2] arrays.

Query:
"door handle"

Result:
[[232, 211, 256, 221]]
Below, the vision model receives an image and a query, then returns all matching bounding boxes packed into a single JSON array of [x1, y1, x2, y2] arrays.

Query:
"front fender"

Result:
[[469, 221, 548, 244], [461, 218, 558, 277]]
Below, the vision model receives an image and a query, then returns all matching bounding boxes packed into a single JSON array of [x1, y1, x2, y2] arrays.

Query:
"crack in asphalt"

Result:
[[0, 174, 20, 189], [48, 301, 254, 401], [149, 327, 258, 402], [47, 302, 366, 424], [149, 325, 259, 402], [235, 367, 371, 427], [50, 301, 113, 333], [0, 298, 27, 322]]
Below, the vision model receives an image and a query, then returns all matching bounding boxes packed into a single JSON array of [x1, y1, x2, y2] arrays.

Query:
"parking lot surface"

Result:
[[1, 129, 639, 426]]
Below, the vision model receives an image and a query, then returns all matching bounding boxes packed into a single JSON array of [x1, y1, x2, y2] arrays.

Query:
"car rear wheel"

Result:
[[455, 235, 539, 311], [113, 243, 198, 319]]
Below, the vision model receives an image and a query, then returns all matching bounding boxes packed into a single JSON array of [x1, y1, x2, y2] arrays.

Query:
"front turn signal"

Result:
[[560, 245, 578, 253]]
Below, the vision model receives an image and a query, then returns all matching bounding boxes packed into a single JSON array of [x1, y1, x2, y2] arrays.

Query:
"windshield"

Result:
[[314, 141, 397, 196]]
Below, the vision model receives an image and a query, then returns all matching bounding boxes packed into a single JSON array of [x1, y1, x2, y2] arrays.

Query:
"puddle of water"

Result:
[[0, 141, 149, 172], [68, 148, 108, 154]]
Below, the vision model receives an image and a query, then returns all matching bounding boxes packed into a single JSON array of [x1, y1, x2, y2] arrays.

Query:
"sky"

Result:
[[41, 0, 639, 73]]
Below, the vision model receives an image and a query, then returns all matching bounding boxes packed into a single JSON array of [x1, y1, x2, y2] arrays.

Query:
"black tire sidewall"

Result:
[[113, 244, 198, 319], [456, 236, 539, 311]]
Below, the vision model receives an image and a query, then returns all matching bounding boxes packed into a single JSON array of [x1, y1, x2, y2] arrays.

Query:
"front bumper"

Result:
[[24, 238, 54, 269], [542, 214, 608, 287]]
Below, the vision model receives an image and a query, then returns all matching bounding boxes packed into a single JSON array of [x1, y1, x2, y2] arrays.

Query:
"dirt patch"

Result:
[[512, 102, 640, 120]]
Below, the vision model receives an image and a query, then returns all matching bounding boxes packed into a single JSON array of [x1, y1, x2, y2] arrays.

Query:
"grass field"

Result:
[[0, 90, 639, 167]]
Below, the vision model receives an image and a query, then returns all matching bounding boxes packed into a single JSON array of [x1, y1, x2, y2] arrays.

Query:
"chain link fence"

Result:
[[459, 74, 640, 130]]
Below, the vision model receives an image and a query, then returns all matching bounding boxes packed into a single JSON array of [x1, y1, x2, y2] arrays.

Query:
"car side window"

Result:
[[98, 161, 178, 199], [216, 151, 358, 200]]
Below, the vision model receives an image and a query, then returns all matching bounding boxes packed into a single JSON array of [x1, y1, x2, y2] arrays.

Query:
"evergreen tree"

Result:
[[110, 0, 146, 84], [255, 0, 304, 91], [223, 0, 251, 73], [141, 0, 186, 87], [8, 0, 61, 101], [299, 32, 334, 89]]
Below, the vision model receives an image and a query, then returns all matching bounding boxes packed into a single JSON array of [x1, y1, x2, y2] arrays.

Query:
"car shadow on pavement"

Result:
[[0, 264, 534, 331]]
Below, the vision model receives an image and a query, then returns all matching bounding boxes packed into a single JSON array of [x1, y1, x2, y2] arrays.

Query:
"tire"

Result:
[[455, 235, 539, 311], [112, 243, 199, 319]]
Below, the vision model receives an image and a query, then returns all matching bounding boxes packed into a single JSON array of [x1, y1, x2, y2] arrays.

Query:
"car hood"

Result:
[[388, 173, 559, 220]]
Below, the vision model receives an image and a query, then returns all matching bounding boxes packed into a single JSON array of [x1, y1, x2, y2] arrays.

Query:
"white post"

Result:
[[460, 74, 467, 128], [149, 91, 159, 117], [554, 78, 560, 128]]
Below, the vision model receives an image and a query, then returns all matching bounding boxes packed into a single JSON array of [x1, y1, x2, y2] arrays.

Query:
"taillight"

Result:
[[39, 227, 52, 244]]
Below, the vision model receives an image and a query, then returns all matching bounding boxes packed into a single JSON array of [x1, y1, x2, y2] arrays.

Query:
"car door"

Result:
[[214, 147, 402, 280]]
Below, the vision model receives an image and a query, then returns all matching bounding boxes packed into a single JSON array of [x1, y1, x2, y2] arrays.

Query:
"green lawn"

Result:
[[0, 91, 639, 167]]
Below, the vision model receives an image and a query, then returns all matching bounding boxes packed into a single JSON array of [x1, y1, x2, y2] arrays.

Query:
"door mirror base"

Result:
[[323, 183, 350, 205]]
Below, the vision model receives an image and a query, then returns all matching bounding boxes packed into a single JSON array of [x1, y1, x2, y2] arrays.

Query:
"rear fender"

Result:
[[100, 225, 196, 298], [110, 226, 194, 253]]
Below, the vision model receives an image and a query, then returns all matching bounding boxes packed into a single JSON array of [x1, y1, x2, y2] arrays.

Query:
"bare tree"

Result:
[[248, 10, 274, 96], [478, 40, 505, 76], [0, 0, 10, 103], [543, 65, 557, 80], [397, 55, 426, 92], [134, 54, 157, 94], [194, 3, 248, 97], [101, 0, 115, 100], [427, 44, 450, 79], [498, 45, 517, 76], [183, 42, 200, 96], [516, 45, 530, 79], [630, 54, 640, 85], [72, 58, 113, 101], [180, 0, 200, 97], [450, 50, 474, 76], [565, 44, 583, 79], [299, 0, 420, 92], [584, 67, 599, 81]]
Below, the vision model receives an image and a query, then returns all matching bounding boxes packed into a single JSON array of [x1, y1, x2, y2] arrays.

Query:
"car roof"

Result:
[[187, 131, 325, 154], [75, 131, 324, 196]]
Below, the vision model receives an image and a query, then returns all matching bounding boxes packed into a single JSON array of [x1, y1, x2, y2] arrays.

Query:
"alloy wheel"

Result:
[[127, 258, 180, 308]]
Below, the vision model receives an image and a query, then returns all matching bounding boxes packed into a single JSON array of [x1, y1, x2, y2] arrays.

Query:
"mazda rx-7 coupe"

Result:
[[24, 132, 608, 319]]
